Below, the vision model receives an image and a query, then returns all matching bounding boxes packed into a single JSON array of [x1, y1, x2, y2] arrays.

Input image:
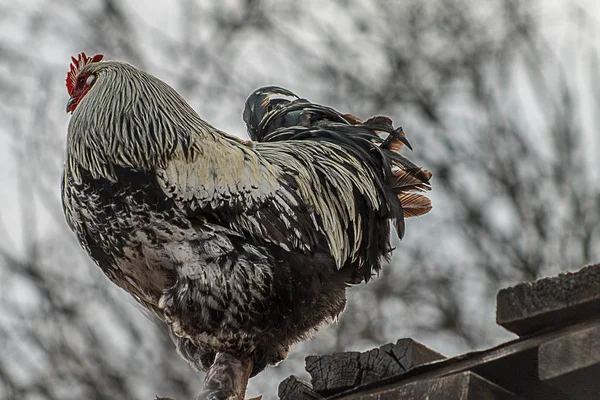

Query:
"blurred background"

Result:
[[1, 0, 599, 399]]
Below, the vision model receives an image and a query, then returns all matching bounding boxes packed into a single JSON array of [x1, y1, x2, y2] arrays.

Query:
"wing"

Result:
[[155, 136, 322, 256], [156, 87, 431, 281]]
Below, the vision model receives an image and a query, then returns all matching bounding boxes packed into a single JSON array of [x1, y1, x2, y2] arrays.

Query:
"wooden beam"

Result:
[[538, 324, 600, 400], [305, 339, 445, 396], [278, 375, 323, 400], [496, 263, 600, 336], [328, 318, 600, 399], [343, 371, 521, 400]]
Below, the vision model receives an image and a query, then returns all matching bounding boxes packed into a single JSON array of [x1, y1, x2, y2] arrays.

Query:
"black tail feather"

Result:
[[244, 86, 431, 281]]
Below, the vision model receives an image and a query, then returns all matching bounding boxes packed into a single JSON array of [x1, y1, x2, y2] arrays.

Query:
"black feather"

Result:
[[243, 86, 431, 281]]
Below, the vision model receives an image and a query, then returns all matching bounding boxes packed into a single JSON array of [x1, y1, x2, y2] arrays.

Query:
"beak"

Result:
[[66, 97, 75, 114]]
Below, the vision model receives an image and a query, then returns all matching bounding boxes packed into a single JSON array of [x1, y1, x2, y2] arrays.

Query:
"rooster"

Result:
[[62, 53, 431, 399]]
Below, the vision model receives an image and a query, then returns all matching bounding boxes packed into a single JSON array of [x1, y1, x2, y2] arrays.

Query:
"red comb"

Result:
[[66, 52, 104, 95]]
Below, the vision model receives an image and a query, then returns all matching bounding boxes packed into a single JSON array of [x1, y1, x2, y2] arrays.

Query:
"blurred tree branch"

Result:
[[0, 0, 598, 399]]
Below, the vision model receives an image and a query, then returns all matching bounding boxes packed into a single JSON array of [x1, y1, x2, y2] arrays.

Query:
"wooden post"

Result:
[[304, 338, 444, 396], [278, 375, 323, 400]]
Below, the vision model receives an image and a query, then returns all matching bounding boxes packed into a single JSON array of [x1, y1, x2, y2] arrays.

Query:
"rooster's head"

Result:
[[65, 52, 104, 114]]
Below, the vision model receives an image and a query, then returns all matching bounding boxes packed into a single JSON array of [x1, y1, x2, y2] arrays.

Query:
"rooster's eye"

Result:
[[86, 75, 96, 86]]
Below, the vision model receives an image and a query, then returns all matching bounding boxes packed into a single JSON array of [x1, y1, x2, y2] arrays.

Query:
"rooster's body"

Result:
[[61, 54, 431, 399]]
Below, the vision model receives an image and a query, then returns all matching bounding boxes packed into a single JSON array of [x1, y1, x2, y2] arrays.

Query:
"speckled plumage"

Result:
[[61, 54, 431, 397]]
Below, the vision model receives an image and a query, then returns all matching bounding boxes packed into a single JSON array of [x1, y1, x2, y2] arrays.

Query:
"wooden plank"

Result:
[[343, 371, 521, 400], [328, 318, 600, 399], [466, 372, 524, 400], [278, 375, 323, 400], [305, 339, 445, 396], [538, 324, 600, 399], [497, 263, 600, 336], [471, 347, 572, 400]]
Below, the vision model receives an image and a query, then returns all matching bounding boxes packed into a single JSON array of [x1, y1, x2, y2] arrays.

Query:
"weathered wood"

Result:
[[470, 347, 572, 400], [342, 371, 521, 400], [538, 324, 600, 399], [497, 263, 600, 336], [305, 338, 445, 396], [327, 319, 600, 399], [306, 351, 361, 395], [276, 264, 600, 399], [278, 375, 323, 400]]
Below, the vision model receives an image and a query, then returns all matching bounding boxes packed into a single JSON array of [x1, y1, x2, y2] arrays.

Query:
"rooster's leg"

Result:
[[196, 352, 253, 400]]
